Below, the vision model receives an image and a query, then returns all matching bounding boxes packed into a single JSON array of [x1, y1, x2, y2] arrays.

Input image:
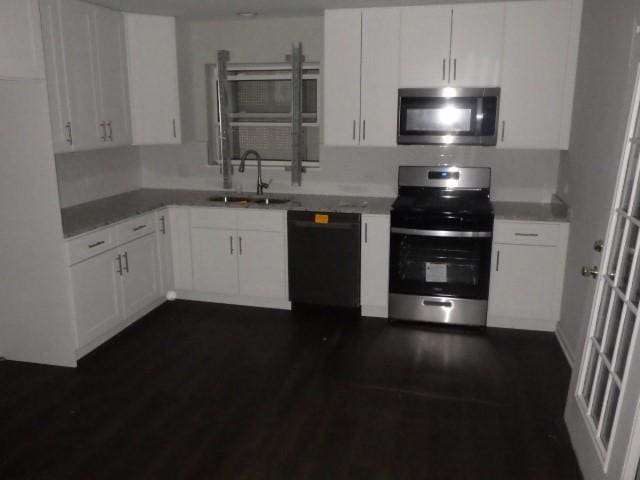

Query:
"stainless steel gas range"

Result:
[[389, 166, 494, 326]]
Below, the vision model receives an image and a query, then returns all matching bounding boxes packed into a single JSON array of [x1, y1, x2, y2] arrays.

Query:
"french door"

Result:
[[567, 64, 640, 479]]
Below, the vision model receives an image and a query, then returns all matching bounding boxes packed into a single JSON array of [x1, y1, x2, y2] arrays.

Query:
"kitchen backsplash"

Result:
[[139, 142, 561, 203], [55, 146, 141, 208]]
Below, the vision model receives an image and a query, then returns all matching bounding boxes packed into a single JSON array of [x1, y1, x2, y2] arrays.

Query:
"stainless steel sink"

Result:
[[208, 195, 290, 205]]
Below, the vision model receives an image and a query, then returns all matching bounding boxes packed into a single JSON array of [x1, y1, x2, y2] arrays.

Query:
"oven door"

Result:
[[389, 227, 492, 300]]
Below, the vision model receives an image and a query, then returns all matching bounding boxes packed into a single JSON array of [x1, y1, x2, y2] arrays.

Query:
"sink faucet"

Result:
[[238, 149, 271, 196]]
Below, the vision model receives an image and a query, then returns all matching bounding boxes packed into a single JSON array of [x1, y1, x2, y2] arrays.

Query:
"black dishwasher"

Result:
[[287, 211, 361, 308]]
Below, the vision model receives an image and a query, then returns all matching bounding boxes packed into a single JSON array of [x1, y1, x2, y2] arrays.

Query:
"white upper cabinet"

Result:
[[399, 5, 452, 88], [360, 8, 401, 147], [40, 0, 131, 152], [324, 8, 400, 147], [498, 0, 581, 150], [399, 3, 503, 88], [323, 9, 362, 146], [125, 13, 181, 145], [449, 3, 504, 87], [92, 6, 131, 147], [0, 0, 45, 80]]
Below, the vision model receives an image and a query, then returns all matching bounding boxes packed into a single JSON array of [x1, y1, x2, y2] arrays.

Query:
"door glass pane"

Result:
[[603, 298, 624, 362], [615, 311, 636, 377], [582, 346, 599, 405], [601, 383, 620, 448], [591, 365, 609, 425], [618, 222, 639, 292], [621, 143, 640, 215], [595, 285, 614, 344]]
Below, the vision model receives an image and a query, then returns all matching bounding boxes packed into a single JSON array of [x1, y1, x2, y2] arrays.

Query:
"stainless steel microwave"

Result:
[[397, 87, 500, 146]]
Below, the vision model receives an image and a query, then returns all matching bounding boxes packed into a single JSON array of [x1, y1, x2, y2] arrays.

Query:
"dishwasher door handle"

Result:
[[290, 221, 357, 230]]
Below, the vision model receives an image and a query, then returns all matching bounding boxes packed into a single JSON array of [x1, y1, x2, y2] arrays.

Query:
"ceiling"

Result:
[[86, 0, 511, 19]]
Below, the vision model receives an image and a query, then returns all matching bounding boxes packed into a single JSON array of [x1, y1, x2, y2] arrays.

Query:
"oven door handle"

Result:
[[391, 227, 492, 238]]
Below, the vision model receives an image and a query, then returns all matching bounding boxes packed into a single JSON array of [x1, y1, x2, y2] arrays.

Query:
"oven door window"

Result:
[[399, 97, 478, 136], [389, 232, 491, 299]]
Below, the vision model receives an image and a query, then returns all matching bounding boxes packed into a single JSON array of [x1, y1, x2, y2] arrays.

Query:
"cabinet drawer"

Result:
[[116, 213, 156, 244], [494, 221, 560, 246], [66, 228, 115, 265], [237, 209, 285, 232], [190, 208, 237, 229]]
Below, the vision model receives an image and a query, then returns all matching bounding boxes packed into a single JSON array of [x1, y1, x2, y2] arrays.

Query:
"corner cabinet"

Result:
[[0, 0, 45, 80], [324, 8, 400, 147], [488, 220, 569, 332], [361, 214, 390, 317], [40, 0, 131, 153], [497, 0, 581, 150], [125, 13, 181, 145]]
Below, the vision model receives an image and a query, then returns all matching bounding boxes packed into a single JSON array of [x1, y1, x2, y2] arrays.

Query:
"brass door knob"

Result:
[[594, 240, 604, 253], [582, 265, 599, 279]]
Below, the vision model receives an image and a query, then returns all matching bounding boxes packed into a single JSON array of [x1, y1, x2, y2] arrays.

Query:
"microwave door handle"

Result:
[[476, 97, 483, 135]]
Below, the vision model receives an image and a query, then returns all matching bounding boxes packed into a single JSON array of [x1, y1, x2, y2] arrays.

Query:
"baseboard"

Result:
[[176, 290, 292, 311], [361, 305, 388, 318], [75, 297, 166, 360], [555, 323, 575, 368], [487, 314, 556, 332]]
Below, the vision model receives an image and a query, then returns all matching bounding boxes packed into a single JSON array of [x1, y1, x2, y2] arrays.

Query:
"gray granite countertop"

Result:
[[61, 188, 569, 239], [61, 189, 396, 239], [492, 201, 569, 223]]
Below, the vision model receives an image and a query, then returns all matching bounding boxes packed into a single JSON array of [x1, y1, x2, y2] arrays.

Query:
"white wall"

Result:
[[55, 146, 141, 208], [0, 80, 76, 367]]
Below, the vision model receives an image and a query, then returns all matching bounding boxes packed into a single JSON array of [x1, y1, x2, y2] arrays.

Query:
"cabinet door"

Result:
[[399, 5, 452, 88], [125, 13, 181, 145], [59, 0, 102, 150], [361, 215, 390, 315], [498, 0, 578, 149], [191, 228, 238, 295], [360, 8, 400, 147], [169, 207, 192, 291], [323, 9, 362, 146], [0, 0, 44, 80], [121, 234, 161, 318], [93, 6, 131, 146], [70, 250, 124, 347], [488, 243, 558, 331], [450, 3, 504, 87], [40, 0, 73, 153], [156, 209, 174, 294], [237, 230, 286, 299]]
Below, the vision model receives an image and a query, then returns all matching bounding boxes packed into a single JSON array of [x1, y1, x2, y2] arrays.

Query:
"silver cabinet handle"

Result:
[[352, 120, 356, 140], [172, 119, 177, 138], [362, 120, 366, 141], [229, 236, 234, 255], [496, 250, 500, 272], [123, 251, 130, 273], [453, 59, 457, 81], [65, 121, 73, 145], [100, 122, 107, 141], [239, 236, 243, 255], [88, 240, 105, 249], [501, 121, 506, 142], [132, 224, 147, 232], [364, 223, 368, 243], [116, 254, 123, 275], [160, 216, 166, 235], [107, 121, 113, 141], [514, 232, 539, 237], [442, 59, 446, 80]]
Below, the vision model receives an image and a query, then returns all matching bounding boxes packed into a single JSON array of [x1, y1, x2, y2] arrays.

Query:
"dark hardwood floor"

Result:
[[0, 300, 582, 479]]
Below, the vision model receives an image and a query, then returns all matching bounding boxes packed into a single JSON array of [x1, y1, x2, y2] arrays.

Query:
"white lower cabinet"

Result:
[[68, 227, 162, 355], [488, 220, 569, 331], [189, 208, 287, 302], [361, 214, 390, 317]]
